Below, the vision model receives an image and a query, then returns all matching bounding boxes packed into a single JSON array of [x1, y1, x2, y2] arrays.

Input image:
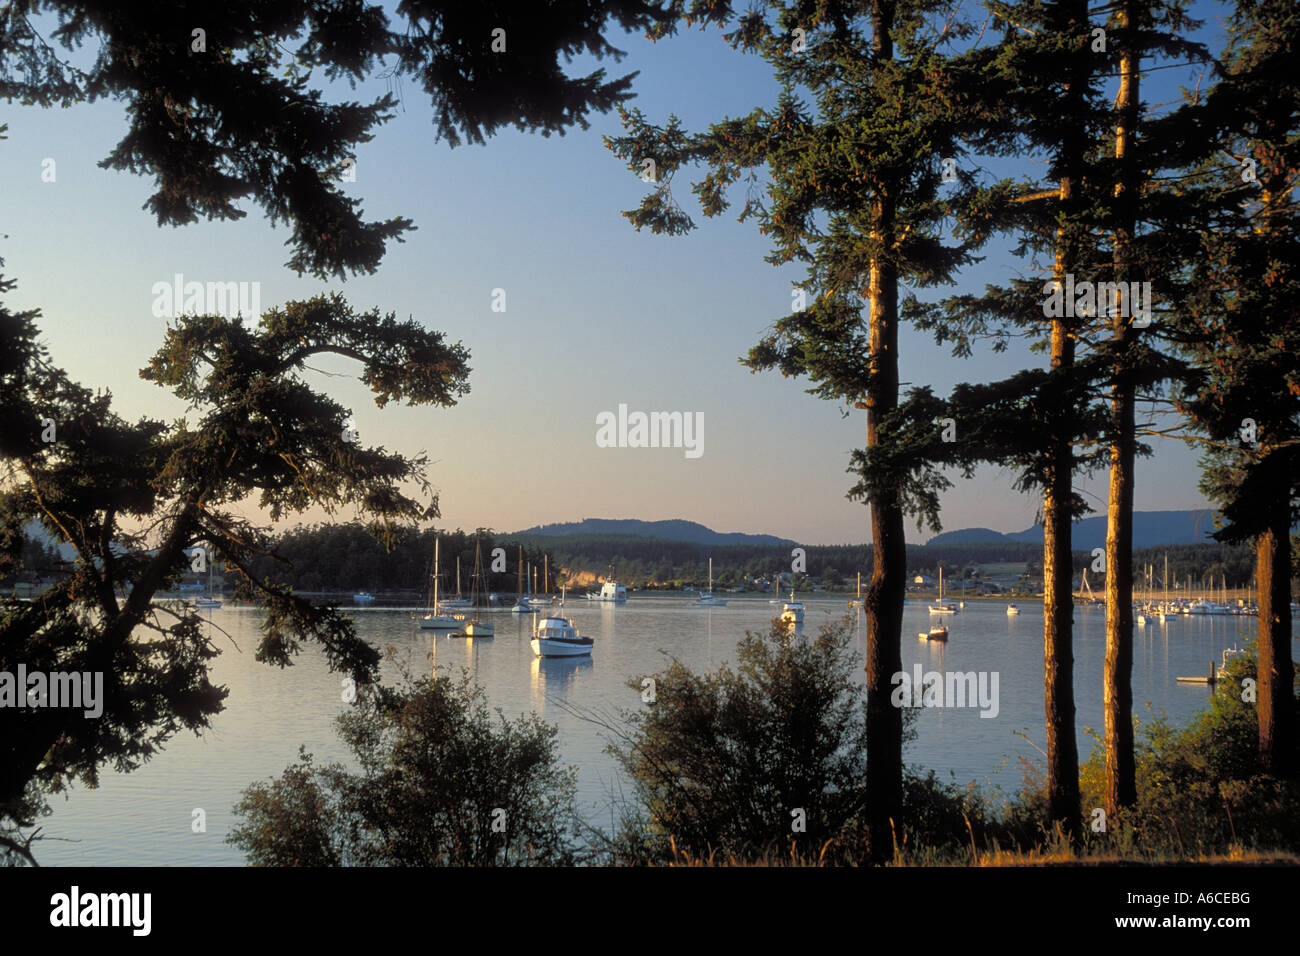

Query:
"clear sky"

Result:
[[0, 4, 1229, 546]]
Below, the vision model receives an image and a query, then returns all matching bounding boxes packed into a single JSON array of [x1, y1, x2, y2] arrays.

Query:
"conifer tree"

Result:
[[607, 0, 1006, 859], [0, 0, 691, 863], [1169, 0, 1299, 778]]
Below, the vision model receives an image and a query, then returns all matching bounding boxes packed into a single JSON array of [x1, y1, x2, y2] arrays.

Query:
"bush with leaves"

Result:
[[607, 619, 917, 864], [228, 664, 577, 866], [1005, 646, 1300, 858]]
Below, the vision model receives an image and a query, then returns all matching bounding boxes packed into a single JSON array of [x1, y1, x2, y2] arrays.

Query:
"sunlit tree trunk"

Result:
[[1256, 492, 1296, 776], [1104, 0, 1139, 816], [861, 0, 905, 863]]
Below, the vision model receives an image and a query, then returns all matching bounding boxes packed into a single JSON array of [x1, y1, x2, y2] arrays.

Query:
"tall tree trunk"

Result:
[[1103, 0, 1139, 816], [1256, 496, 1296, 777], [863, 199, 904, 863], [861, 0, 904, 865], [1043, 302, 1081, 833], [1250, 154, 1296, 779]]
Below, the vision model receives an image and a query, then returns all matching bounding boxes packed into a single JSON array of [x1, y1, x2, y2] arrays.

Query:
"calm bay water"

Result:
[[34, 595, 1286, 865]]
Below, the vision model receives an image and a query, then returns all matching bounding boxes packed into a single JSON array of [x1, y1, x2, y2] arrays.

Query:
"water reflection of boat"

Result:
[[529, 654, 593, 690]]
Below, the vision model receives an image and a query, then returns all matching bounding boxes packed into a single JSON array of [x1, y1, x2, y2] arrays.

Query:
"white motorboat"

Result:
[[352, 591, 375, 604], [692, 558, 728, 607], [420, 538, 463, 630], [531, 616, 593, 657], [586, 580, 627, 603], [928, 567, 958, 614], [1006, 603, 1020, 616], [919, 624, 949, 641]]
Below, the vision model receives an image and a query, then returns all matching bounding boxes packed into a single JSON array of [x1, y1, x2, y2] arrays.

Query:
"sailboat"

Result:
[[693, 558, 728, 607], [533, 555, 555, 606], [420, 538, 463, 630], [192, 547, 222, 608], [511, 548, 538, 613], [1155, 554, 1173, 624], [848, 572, 864, 609], [928, 567, 958, 614], [919, 623, 949, 641], [439, 555, 472, 609], [457, 539, 495, 638]]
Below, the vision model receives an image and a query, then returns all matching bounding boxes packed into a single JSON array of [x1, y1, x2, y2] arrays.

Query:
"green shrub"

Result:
[[607, 619, 915, 864], [229, 665, 577, 865]]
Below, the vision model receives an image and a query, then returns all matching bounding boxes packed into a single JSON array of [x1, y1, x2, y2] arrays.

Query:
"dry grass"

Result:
[[655, 835, 1300, 867]]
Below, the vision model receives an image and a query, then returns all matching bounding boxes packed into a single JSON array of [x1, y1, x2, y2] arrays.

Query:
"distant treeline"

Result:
[[183, 524, 1282, 593], [238, 526, 557, 595]]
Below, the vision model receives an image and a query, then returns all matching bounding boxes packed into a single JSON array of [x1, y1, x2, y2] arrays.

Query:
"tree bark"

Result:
[[1256, 503, 1296, 777], [1043, 307, 1081, 833], [863, 200, 905, 864], [860, 0, 904, 866], [1103, 0, 1139, 816]]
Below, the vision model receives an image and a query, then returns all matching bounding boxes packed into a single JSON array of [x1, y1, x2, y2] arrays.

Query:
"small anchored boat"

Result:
[[928, 567, 958, 614], [919, 624, 949, 642], [530, 616, 593, 657], [420, 538, 463, 630], [780, 590, 804, 628], [454, 539, 495, 638], [692, 558, 728, 607]]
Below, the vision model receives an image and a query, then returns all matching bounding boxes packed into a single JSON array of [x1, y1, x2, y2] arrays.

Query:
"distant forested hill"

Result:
[[926, 509, 1228, 550], [515, 518, 795, 547]]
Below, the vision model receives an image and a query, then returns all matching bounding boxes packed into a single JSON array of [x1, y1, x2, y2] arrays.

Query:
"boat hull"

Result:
[[531, 637, 593, 657], [420, 614, 462, 630]]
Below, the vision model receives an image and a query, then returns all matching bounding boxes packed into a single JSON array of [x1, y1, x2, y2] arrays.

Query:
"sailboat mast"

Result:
[[434, 537, 440, 610]]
